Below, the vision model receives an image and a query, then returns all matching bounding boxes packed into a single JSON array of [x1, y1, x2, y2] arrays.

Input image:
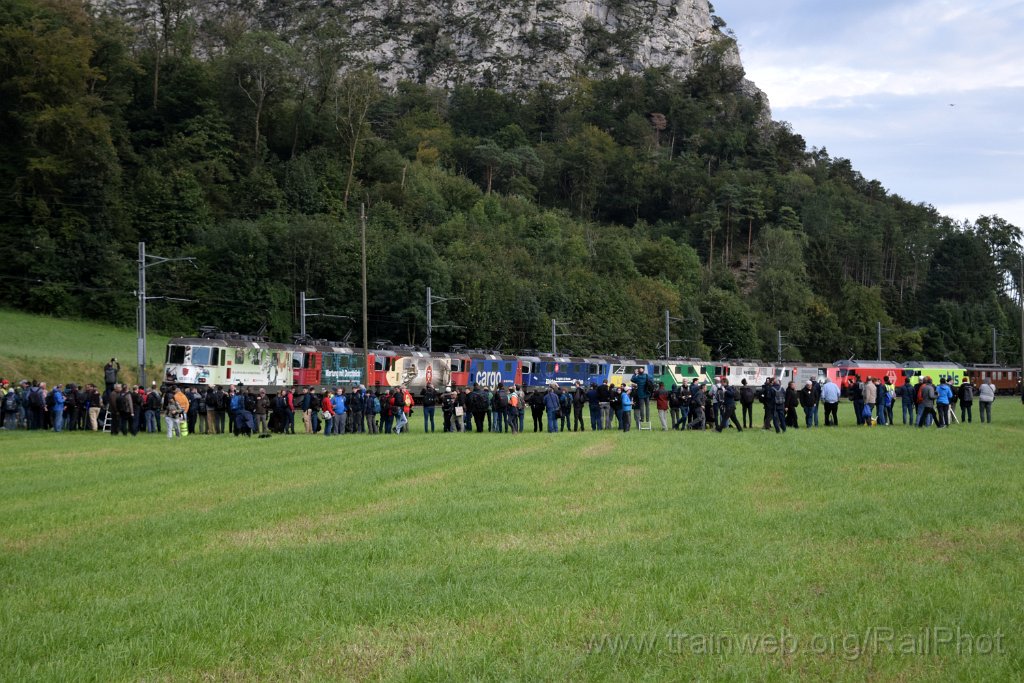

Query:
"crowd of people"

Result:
[[0, 363, 1008, 437]]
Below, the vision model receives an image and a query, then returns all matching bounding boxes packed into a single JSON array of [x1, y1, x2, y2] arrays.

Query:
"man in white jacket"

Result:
[[977, 380, 997, 423]]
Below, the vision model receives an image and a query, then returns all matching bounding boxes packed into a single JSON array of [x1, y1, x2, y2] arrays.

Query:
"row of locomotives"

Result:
[[708, 360, 789, 387], [604, 358, 652, 388], [370, 346, 457, 394], [164, 330, 294, 390], [964, 364, 1023, 394]]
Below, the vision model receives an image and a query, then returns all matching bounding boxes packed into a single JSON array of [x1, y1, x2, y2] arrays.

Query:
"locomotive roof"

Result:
[[833, 359, 901, 368], [903, 361, 966, 369], [169, 337, 295, 351]]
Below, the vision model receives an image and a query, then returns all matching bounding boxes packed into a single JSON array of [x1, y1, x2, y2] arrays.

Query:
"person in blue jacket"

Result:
[[620, 387, 633, 432], [51, 383, 65, 432], [630, 368, 650, 425], [543, 385, 561, 433], [935, 376, 954, 428], [330, 388, 347, 436]]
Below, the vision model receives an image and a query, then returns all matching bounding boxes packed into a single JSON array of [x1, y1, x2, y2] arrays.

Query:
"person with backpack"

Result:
[[506, 388, 520, 434], [958, 379, 975, 423], [572, 382, 586, 432], [144, 386, 160, 433], [493, 384, 509, 433], [1, 381, 19, 430], [558, 387, 573, 432], [688, 384, 706, 430], [391, 387, 409, 435], [49, 384, 65, 432], [528, 389, 545, 432], [738, 379, 755, 429], [935, 377, 953, 428], [767, 379, 787, 433], [848, 375, 864, 426], [440, 387, 455, 432]]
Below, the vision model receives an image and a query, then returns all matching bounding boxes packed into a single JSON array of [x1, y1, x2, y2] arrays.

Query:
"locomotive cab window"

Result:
[[191, 346, 211, 365], [167, 345, 186, 364]]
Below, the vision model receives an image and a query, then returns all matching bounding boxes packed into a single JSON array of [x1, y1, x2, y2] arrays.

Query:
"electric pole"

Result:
[[361, 204, 369, 382], [137, 241, 195, 387]]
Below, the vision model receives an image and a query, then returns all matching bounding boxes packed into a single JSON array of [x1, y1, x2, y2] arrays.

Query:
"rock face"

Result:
[[257, 0, 750, 92]]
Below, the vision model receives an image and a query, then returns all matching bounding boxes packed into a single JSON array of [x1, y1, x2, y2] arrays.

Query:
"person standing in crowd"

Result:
[[873, 378, 886, 426], [378, 389, 392, 434], [529, 389, 545, 432], [785, 381, 799, 429], [1, 380, 18, 430], [506, 387, 520, 434], [977, 376, 996, 423], [629, 368, 649, 426], [51, 383, 65, 432], [958, 378, 975, 423], [544, 384, 560, 433], [363, 387, 378, 434], [862, 376, 877, 426], [849, 375, 864, 426], [391, 387, 409, 434], [572, 382, 586, 432], [654, 382, 670, 431], [935, 377, 953, 428], [820, 377, 840, 426], [597, 379, 612, 430], [895, 377, 912, 426], [163, 385, 183, 438], [586, 382, 601, 431], [144, 384, 160, 433], [768, 378, 787, 434], [104, 358, 120, 394], [558, 387, 572, 432], [330, 388, 347, 436], [917, 377, 939, 428], [441, 387, 455, 432], [798, 380, 816, 428], [619, 385, 633, 431], [759, 378, 773, 430], [116, 384, 135, 436], [254, 389, 270, 435], [715, 378, 742, 432], [688, 383, 706, 430], [739, 379, 755, 429], [422, 384, 438, 433]]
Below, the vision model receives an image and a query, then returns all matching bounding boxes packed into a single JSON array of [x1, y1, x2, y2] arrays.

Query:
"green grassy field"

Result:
[[0, 309, 169, 388], [2, 411, 1022, 681]]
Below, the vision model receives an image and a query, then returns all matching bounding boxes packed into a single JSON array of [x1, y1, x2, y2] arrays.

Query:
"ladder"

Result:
[[100, 410, 112, 433]]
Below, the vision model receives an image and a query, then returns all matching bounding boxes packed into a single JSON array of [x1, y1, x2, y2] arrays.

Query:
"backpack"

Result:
[[244, 394, 256, 412], [774, 386, 785, 406], [118, 392, 132, 412], [373, 396, 382, 413], [3, 391, 17, 411], [915, 383, 925, 405], [645, 377, 656, 396], [46, 391, 55, 409], [496, 390, 509, 409]]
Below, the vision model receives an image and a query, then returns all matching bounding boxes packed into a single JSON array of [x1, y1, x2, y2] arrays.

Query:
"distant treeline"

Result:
[[1, 0, 1021, 363]]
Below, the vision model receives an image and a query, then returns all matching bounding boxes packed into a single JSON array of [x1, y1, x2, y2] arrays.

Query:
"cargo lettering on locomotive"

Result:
[[474, 371, 506, 387]]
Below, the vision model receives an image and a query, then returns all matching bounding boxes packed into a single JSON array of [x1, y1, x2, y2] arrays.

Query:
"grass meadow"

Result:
[[2, 408, 1023, 681]]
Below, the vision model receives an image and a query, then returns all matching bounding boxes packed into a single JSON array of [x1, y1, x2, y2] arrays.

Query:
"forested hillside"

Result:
[[1, 0, 1021, 363]]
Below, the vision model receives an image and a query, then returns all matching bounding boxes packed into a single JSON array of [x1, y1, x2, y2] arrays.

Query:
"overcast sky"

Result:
[[711, 0, 1024, 228]]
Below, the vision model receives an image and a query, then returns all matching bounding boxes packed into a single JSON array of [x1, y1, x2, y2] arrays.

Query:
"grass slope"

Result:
[[2, 412, 1022, 681], [0, 309, 169, 387]]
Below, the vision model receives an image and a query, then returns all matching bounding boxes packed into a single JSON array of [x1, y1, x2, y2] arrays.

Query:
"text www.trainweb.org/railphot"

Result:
[[585, 627, 1006, 660]]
